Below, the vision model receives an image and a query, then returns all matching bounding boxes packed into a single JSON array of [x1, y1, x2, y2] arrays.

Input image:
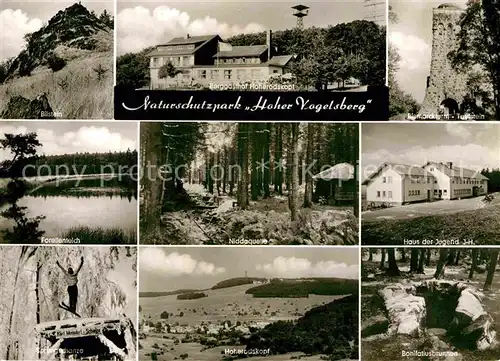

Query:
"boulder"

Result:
[[1, 94, 55, 119], [379, 283, 426, 336]]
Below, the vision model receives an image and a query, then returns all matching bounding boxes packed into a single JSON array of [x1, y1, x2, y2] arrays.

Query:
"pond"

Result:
[[0, 175, 137, 243]]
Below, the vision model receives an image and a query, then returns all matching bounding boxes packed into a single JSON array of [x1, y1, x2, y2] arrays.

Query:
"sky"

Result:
[[361, 123, 500, 180], [139, 247, 359, 292], [0, 1, 114, 61], [0, 121, 137, 160], [116, 0, 367, 54], [389, 0, 467, 103]]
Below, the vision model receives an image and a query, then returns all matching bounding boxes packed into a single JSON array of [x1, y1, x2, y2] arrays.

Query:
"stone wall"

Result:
[[420, 5, 469, 116]]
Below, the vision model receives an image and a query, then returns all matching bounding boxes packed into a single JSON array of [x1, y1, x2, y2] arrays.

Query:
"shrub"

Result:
[[47, 54, 67, 72], [160, 311, 169, 319]]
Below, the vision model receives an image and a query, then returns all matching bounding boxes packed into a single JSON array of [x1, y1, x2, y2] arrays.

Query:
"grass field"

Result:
[[61, 226, 136, 244], [0, 50, 113, 119], [362, 196, 500, 245], [140, 284, 348, 361]]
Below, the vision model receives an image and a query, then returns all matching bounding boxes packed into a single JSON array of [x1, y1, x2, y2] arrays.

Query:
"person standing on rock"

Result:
[[56, 256, 84, 313]]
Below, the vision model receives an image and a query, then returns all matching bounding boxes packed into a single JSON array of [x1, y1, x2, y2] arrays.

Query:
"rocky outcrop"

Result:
[[6, 3, 112, 79], [378, 282, 426, 336], [0, 94, 55, 119], [377, 279, 497, 351]]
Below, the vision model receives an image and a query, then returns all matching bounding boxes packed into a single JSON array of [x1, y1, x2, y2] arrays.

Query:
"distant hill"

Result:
[[139, 289, 202, 298], [6, 3, 113, 79], [246, 277, 358, 298], [244, 294, 358, 359], [211, 277, 268, 290]]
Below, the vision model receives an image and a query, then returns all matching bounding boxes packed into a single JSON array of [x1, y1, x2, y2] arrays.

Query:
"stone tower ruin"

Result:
[[420, 3, 468, 116]]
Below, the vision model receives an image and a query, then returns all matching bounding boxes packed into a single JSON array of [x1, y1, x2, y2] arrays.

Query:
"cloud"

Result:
[[0, 126, 137, 161], [140, 249, 226, 276], [390, 31, 430, 72], [362, 143, 499, 177], [256, 257, 358, 279], [1, 9, 43, 61], [117, 5, 265, 54], [445, 123, 471, 140]]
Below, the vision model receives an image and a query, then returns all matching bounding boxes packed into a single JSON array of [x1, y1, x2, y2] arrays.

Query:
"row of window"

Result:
[[453, 188, 472, 195], [382, 175, 485, 185], [376, 191, 393, 198], [159, 44, 195, 51], [452, 178, 484, 185], [216, 57, 262, 65], [408, 190, 421, 196], [152, 56, 193, 67], [196, 69, 265, 80]]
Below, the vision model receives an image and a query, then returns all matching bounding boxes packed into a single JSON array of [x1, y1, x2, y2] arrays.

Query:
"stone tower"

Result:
[[420, 3, 468, 116]]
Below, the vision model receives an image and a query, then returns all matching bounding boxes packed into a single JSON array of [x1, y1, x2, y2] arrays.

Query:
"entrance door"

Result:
[[427, 189, 431, 201]]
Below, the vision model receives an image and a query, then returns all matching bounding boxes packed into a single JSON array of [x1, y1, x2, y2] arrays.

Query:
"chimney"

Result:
[[447, 162, 453, 169], [266, 30, 272, 60]]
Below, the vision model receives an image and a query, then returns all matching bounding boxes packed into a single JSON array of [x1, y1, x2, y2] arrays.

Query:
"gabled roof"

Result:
[[362, 162, 431, 185], [214, 45, 268, 58], [313, 163, 354, 181], [164, 35, 219, 46], [149, 35, 221, 57], [267, 55, 294, 67], [424, 161, 489, 180]]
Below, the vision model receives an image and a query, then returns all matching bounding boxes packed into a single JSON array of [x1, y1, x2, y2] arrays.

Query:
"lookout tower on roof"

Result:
[[292, 4, 309, 30]]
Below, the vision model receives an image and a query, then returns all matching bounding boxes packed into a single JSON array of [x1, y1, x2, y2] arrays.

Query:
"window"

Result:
[[211, 70, 219, 79], [198, 70, 207, 79], [444, 189, 447, 194], [388, 176, 392, 184], [382, 177, 386, 183], [273, 69, 279, 73], [152, 57, 159, 66], [182, 56, 191, 66], [224, 70, 232, 80], [237, 69, 247, 80], [377, 191, 380, 198], [388, 191, 393, 198], [383, 191, 386, 197]]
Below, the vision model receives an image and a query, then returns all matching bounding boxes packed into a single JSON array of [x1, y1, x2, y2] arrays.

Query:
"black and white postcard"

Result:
[[140, 122, 359, 245], [0, 245, 137, 361], [389, 0, 500, 120], [361, 123, 500, 245], [0, 121, 138, 244], [114, 0, 388, 120], [0, 1, 114, 119], [139, 247, 359, 361], [362, 247, 500, 361]]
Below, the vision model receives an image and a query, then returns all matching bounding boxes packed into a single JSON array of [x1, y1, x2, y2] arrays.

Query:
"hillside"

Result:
[[243, 294, 359, 359], [211, 277, 268, 290], [246, 278, 359, 298], [0, 3, 114, 119]]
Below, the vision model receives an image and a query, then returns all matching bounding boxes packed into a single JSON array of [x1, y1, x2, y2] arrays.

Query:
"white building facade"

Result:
[[363, 162, 488, 206]]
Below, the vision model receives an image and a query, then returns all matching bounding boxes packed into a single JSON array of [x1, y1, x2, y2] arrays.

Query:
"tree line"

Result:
[[364, 248, 500, 290], [140, 123, 359, 234], [0, 149, 138, 178]]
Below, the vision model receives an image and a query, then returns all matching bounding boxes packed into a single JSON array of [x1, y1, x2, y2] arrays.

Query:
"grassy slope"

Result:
[[362, 205, 500, 245], [0, 39, 113, 119]]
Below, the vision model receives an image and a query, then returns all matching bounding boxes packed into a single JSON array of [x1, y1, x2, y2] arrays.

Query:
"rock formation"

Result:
[[0, 94, 55, 119], [377, 279, 497, 351]]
